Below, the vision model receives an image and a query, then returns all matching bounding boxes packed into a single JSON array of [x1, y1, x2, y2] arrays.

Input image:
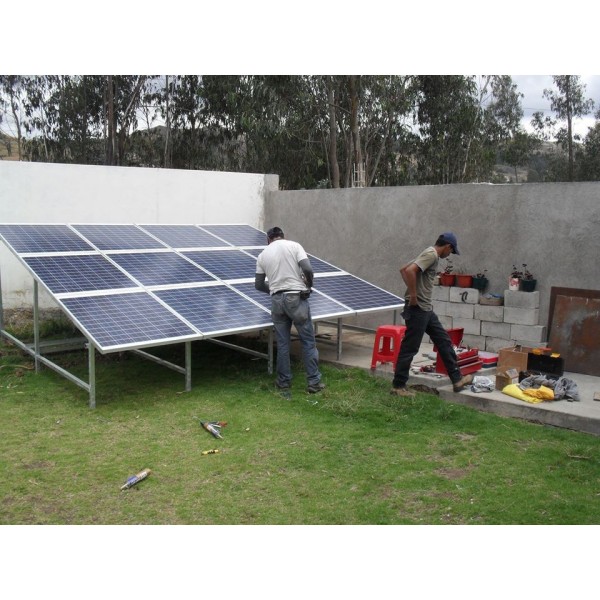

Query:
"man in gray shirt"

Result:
[[255, 227, 325, 395], [391, 232, 473, 397]]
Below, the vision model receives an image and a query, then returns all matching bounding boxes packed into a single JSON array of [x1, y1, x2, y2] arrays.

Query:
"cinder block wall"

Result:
[[433, 286, 545, 352]]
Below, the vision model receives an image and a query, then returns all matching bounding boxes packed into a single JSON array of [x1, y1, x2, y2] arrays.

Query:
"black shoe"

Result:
[[275, 381, 291, 390], [307, 382, 326, 394]]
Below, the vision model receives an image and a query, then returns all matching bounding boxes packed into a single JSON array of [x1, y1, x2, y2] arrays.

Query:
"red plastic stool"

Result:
[[371, 325, 407, 369]]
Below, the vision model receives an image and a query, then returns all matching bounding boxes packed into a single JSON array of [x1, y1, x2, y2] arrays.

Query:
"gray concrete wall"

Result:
[[0, 161, 278, 308], [265, 182, 600, 333]]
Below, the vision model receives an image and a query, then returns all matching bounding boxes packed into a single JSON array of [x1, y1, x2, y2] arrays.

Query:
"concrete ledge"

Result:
[[504, 290, 540, 308]]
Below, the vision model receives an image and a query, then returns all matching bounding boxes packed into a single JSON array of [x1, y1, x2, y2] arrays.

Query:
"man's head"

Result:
[[435, 232, 460, 257], [266, 226, 285, 243]]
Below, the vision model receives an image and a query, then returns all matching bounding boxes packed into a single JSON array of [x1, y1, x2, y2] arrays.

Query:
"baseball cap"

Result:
[[440, 232, 460, 254]]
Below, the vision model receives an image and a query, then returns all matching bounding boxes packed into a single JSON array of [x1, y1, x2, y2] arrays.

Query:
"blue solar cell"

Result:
[[108, 252, 216, 286], [183, 249, 257, 281], [72, 224, 166, 250], [23, 255, 137, 294], [155, 286, 272, 335], [62, 292, 197, 350], [232, 282, 352, 320], [313, 275, 404, 312], [140, 225, 230, 249], [307, 254, 342, 274], [0, 224, 94, 253], [199, 225, 267, 247]]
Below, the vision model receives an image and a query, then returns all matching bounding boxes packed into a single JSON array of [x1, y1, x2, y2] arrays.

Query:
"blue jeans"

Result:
[[392, 305, 462, 387], [271, 292, 321, 387]]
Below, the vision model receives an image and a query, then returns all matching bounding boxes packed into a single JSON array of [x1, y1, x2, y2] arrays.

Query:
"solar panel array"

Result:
[[0, 224, 404, 353]]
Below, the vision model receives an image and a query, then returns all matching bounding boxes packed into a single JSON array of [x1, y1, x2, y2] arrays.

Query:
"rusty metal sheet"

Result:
[[548, 287, 600, 376]]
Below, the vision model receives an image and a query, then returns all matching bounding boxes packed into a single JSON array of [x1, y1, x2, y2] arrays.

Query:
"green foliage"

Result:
[[2, 338, 600, 525]]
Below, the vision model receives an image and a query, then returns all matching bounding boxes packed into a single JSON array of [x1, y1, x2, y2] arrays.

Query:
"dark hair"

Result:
[[267, 226, 284, 240]]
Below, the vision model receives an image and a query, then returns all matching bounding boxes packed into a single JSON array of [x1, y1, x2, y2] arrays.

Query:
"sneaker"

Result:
[[307, 382, 326, 394], [389, 386, 416, 398], [275, 380, 291, 390], [453, 373, 474, 392]]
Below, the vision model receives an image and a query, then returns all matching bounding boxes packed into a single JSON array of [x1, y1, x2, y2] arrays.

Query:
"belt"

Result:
[[273, 289, 301, 295]]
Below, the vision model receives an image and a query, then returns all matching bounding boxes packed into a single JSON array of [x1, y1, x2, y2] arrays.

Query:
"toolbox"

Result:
[[436, 347, 482, 376], [525, 353, 564, 378], [478, 351, 498, 368]]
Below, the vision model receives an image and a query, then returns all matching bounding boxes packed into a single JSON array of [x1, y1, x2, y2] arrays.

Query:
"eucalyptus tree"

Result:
[[531, 75, 595, 181], [0, 75, 26, 159]]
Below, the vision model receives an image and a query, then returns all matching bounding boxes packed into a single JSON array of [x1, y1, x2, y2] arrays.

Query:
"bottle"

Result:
[[201, 421, 223, 439], [120, 468, 151, 490]]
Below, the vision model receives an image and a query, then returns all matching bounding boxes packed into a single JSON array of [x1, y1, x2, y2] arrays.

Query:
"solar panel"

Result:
[[61, 292, 197, 351], [199, 224, 267, 247], [313, 274, 403, 312], [183, 249, 258, 281], [0, 224, 94, 254], [155, 285, 272, 335], [231, 282, 352, 320], [108, 252, 217, 287], [139, 224, 230, 249], [1, 223, 404, 355], [23, 254, 137, 295], [72, 224, 166, 250]]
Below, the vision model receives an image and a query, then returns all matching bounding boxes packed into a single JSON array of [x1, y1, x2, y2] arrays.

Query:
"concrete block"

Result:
[[433, 300, 448, 317], [453, 317, 481, 335], [484, 337, 514, 353], [504, 290, 540, 309], [449, 287, 480, 304], [474, 304, 504, 322], [481, 321, 512, 338], [510, 324, 547, 343], [437, 315, 453, 329], [513, 340, 547, 349], [462, 334, 485, 349], [432, 286, 450, 301], [503, 307, 540, 325], [446, 303, 475, 319]]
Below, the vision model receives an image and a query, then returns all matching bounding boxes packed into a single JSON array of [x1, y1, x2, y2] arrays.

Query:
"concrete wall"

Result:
[[0, 161, 277, 308], [265, 182, 600, 333]]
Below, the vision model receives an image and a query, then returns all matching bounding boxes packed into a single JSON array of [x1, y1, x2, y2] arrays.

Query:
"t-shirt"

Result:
[[256, 239, 309, 294], [405, 246, 439, 311]]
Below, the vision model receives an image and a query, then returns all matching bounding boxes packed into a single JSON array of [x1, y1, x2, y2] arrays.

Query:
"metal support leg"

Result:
[[268, 327, 274, 375], [88, 342, 96, 409], [336, 318, 343, 360], [33, 281, 40, 373], [185, 341, 192, 392]]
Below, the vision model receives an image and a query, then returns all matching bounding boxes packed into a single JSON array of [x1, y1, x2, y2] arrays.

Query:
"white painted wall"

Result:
[[0, 161, 278, 308]]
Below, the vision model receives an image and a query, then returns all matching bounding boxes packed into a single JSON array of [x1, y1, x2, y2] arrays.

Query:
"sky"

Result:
[[512, 75, 599, 138]]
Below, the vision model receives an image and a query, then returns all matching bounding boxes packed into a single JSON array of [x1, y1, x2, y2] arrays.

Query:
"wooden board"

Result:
[[548, 287, 600, 376]]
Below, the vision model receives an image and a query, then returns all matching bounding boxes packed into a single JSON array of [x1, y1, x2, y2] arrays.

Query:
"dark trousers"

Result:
[[392, 305, 462, 387]]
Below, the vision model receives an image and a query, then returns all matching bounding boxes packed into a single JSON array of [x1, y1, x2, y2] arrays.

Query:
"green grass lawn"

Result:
[[2, 336, 600, 525]]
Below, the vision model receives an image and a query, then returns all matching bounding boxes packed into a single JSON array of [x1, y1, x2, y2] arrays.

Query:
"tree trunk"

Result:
[[106, 76, 116, 165], [328, 78, 340, 188], [349, 76, 363, 186], [566, 76, 574, 182]]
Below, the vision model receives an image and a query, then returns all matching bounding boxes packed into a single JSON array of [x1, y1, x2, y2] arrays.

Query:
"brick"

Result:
[[474, 304, 504, 322], [453, 317, 481, 335], [446, 303, 475, 319], [510, 324, 547, 343], [437, 315, 453, 329], [432, 286, 450, 301], [484, 337, 514, 353], [463, 334, 486, 349], [503, 307, 539, 325], [504, 290, 540, 309], [481, 321, 512, 338], [449, 287, 480, 304], [433, 300, 448, 317]]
